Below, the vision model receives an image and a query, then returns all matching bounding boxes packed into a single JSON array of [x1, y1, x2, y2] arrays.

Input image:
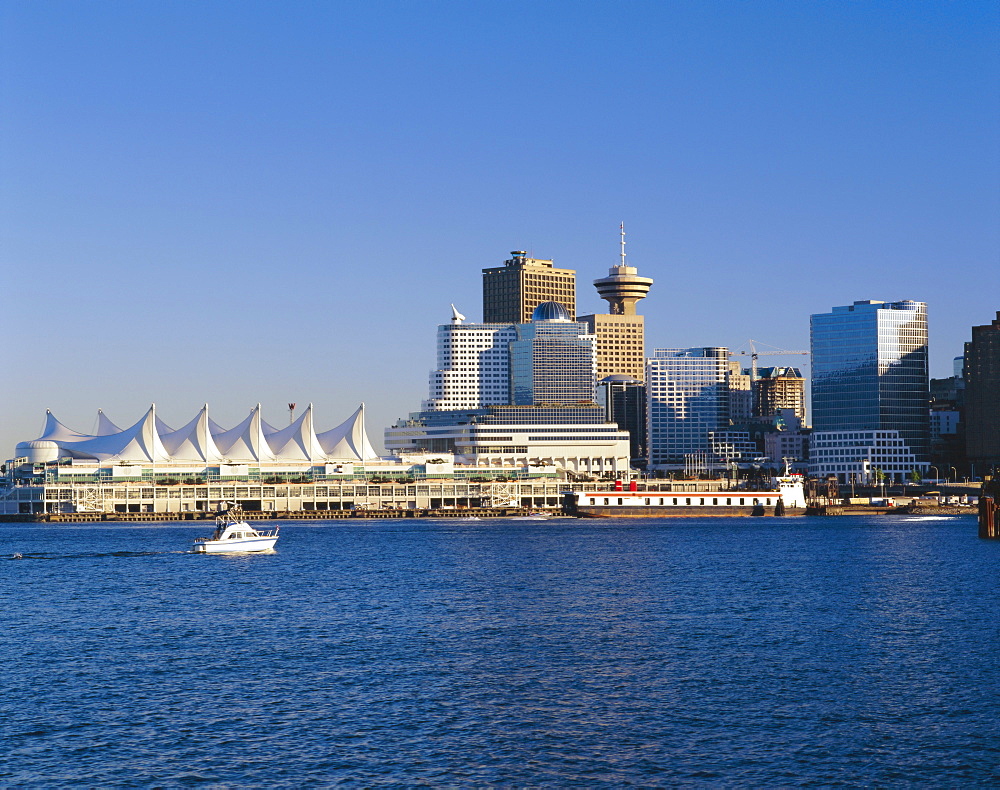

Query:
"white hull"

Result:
[[192, 507, 279, 553], [193, 536, 278, 553]]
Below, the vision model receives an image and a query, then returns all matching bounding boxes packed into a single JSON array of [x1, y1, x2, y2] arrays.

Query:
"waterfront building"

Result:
[[754, 366, 806, 422], [809, 299, 930, 482], [646, 347, 730, 470], [482, 250, 576, 324], [964, 311, 1000, 468], [384, 405, 632, 477], [809, 430, 921, 484], [577, 225, 653, 382]]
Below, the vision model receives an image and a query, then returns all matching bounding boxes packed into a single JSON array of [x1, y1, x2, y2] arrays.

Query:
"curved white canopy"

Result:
[[28, 403, 378, 464]]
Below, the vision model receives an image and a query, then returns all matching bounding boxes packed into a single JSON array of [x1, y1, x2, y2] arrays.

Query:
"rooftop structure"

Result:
[[482, 250, 576, 324]]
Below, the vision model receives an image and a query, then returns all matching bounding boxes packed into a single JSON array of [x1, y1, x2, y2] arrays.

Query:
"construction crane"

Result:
[[736, 339, 809, 382]]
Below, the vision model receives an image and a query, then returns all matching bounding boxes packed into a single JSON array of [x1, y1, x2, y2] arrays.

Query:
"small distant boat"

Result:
[[192, 504, 279, 554]]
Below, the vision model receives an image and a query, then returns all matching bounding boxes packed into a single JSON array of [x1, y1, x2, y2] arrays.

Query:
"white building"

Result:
[[423, 306, 518, 411], [809, 430, 921, 483], [385, 407, 632, 477], [387, 303, 631, 478]]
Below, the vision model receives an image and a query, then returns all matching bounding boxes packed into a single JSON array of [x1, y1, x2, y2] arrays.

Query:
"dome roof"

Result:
[[531, 301, 572, 322]]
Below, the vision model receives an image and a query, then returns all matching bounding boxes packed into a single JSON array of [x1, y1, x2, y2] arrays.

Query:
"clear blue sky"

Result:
[[2, 0, 998, 454]]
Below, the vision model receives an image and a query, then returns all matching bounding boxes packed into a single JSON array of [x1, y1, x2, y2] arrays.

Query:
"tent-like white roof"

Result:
[[27, 403, 378, 464]]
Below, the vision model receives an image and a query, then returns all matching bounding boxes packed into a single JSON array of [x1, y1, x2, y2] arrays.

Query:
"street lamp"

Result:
[[950, 467, 957, 483], [929, 466, 939, 484]]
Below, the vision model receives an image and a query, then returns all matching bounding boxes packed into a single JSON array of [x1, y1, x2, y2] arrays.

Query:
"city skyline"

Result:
[[3, 2, 997, 456]]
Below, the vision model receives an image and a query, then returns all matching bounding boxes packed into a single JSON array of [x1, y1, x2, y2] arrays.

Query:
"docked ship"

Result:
[[563, 476, 807, 518]]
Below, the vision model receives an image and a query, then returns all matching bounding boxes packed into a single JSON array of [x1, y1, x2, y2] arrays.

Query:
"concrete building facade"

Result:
[[482, 251, 576, 324]]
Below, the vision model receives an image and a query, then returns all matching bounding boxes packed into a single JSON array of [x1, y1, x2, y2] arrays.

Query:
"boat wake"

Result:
[[5, 550, 189, 560], [899, 516, 960, 521]]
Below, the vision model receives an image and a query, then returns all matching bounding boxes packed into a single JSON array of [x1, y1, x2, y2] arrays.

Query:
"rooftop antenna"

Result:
[[288, 403, 296, 425], [619, 222, 626, 269]]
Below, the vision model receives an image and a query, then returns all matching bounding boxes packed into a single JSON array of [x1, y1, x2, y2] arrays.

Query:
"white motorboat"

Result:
[[192, 505, 279, 554]]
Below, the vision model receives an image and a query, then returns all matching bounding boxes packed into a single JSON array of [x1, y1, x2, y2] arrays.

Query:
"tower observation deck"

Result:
[[593, 225, 653, 315]]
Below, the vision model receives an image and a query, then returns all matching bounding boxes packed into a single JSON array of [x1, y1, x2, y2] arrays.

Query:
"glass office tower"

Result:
[[510, 302, 596, 406], [645, 347, 730, 468], [810, 300, 930, 479]]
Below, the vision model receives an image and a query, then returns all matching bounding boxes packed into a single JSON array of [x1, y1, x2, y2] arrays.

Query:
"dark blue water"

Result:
[[2, 515, 999, 787]]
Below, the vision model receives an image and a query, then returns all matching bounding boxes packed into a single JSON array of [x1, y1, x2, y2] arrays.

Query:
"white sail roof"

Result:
[[265, 404, 325, 461], [28, 403, 378, 464], [55, 405, 171, 463], [95, 410, 122, 436], [159, 405, 224, 462], [317, 403, 379, 461], [211, 405, 276, 462]]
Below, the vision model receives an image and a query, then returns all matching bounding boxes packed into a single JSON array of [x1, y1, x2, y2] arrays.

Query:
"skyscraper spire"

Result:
[[620, 222, 626, 269]]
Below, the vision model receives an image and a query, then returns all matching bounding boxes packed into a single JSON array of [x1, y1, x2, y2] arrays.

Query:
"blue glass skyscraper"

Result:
[[510, 302, 596, 406], [810, 300, 930, 482]]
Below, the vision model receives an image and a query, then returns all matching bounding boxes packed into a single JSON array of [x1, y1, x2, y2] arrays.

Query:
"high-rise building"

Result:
[[754, 367, 806, 422], [578, 226, 653, 382], [510, 302, 597, 406], [422, 305, 517, 412], [482, 251, 576, 324], [646, 347, 730, 469], [964, 311, 1000, 467], [809, 299, 930, 482]]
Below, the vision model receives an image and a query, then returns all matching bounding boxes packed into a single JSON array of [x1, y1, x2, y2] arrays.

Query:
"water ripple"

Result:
[[1, 515, 998, 786]]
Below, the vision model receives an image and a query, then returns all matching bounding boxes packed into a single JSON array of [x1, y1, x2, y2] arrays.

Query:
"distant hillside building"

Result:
[[965, 311, 1000, 468], [482, 251, 576, 324]]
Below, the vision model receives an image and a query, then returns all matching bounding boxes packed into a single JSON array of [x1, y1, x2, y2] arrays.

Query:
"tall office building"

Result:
[[809, 300, 930, 482], [646, 347, 730, 469], [510, 302, 597, 405], [578, 226, 654, 382], [964, 311, 1000, 467], [482, 251, 576, 324], [754, 367, 806, 422]]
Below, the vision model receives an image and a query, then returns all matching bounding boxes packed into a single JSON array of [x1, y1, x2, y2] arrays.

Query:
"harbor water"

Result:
[[2, 515, 999, 786]]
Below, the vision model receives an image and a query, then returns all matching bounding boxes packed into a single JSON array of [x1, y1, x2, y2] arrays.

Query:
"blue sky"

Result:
[[2, 0, 997, 453]]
